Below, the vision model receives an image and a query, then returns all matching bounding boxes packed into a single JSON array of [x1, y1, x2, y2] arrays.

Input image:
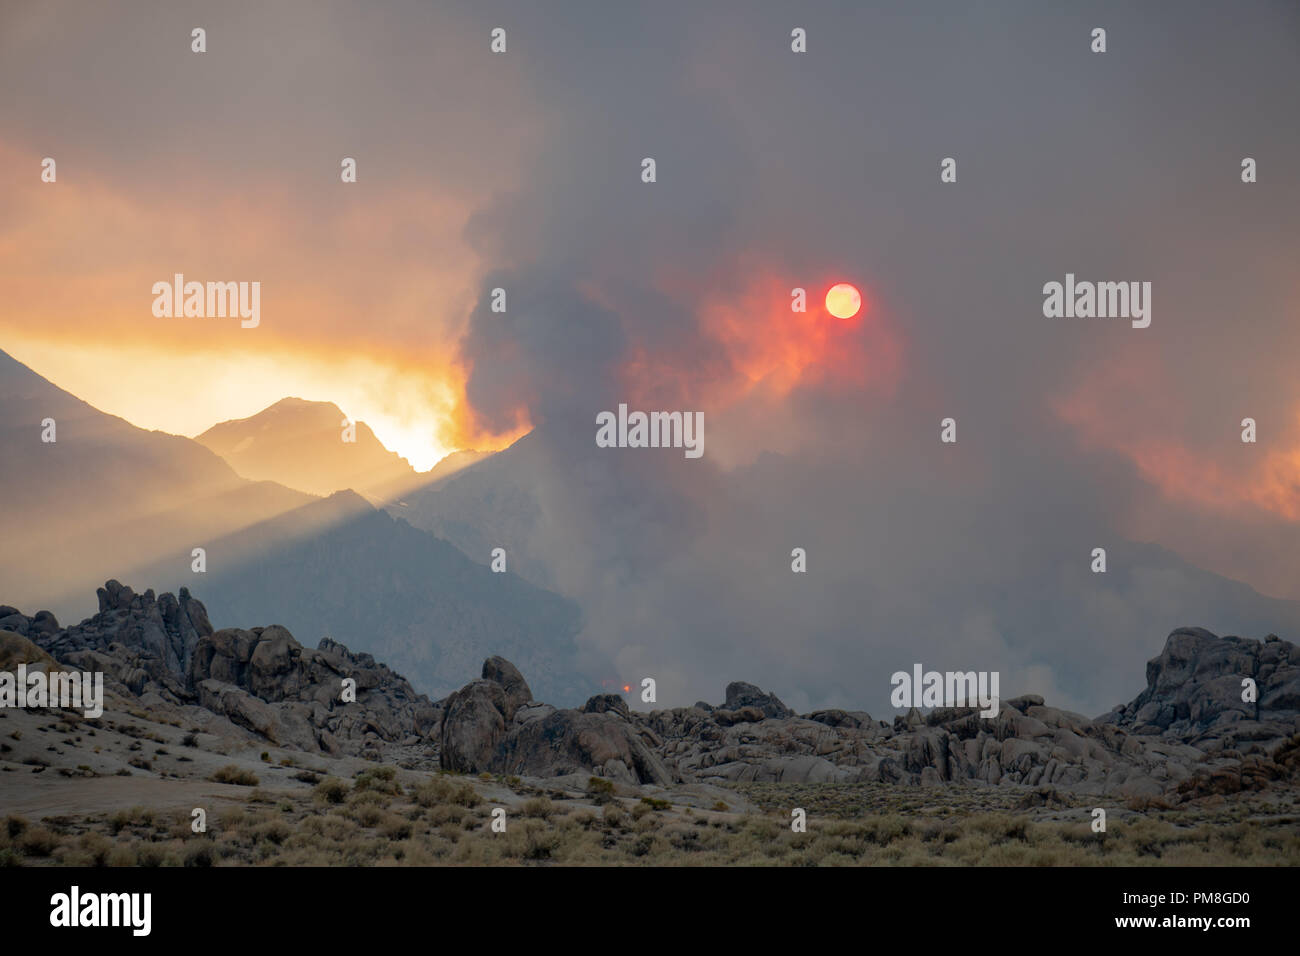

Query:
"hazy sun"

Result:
[[825, 283, 862, 319]]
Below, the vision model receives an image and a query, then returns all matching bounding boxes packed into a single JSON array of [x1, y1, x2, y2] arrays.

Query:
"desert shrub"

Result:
[[663, 823, 704, 853], [413, 775, 480, 809], [78, 832, 113, 866], [354, 766, 401, 794], [425, 803, 468, 827], [349, 803, 385, 827], [630, 833, 658, 857], [210, 765, 259, 786], [18, 826, 59, 857], [348, 790, 388, 808], [313, 777, 350, 804], [586, 776, 617, 805], [521, 797, 555, 820], [250, 820, 292, 846], [108, 807, 155, 834], [378, 814, 413, 840], [134, 843, 169, 867], [523, 822, 559, 861], [183, 841, 215, 867]]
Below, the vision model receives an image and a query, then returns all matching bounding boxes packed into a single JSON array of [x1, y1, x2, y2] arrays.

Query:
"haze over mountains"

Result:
[[6, 346, 1300, 717], [373, 416, 1300, 719], [196, 398, 417, 500], [195, 397, 490, 503], [0, 350, 584, 703], [0, 349, 310, 609]]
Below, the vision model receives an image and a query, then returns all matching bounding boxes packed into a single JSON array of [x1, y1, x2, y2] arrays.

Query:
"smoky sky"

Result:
[[452, 0, 1300, 715], [4, 1, 1299, 715]]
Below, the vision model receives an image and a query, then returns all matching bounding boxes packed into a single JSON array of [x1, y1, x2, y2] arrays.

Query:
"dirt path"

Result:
[[0, 774, 292, 819]]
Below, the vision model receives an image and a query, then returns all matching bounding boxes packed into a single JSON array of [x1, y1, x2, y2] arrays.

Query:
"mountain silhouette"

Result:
[[197, 397, 416, 499], [0, 350, 585, 702]]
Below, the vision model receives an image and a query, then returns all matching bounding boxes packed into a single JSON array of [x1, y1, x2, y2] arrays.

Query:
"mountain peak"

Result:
[[196, 398, 416, 498], [268, 395, 342, 411]]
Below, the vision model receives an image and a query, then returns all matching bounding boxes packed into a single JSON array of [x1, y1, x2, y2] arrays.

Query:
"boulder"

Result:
[[723, 681, 794, 719], [482, 655, 533, 720], [440, 679, 508, 772], [494, 708, 673, 785], [583, 693, 631, 720]]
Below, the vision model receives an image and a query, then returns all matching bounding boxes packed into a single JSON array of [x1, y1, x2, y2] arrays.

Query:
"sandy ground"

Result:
[[0, 773, 284, 818], [0, 695, 756, 826]]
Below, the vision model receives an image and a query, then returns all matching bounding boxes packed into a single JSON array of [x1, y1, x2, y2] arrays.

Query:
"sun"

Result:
[[825, 283, 861, 319]]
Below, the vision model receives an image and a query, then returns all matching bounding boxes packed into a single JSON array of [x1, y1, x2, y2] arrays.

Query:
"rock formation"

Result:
[[8, 582, 1300, 799], [9, 581, 439, 759], [437, 629, 1300, 798], [1097, 627, 1300, 746]]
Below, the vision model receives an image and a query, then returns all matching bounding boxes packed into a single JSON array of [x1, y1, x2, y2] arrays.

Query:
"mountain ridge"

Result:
[[0, 349, 586, 704]]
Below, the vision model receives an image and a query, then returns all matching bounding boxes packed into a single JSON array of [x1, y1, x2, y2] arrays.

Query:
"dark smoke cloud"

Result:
[[452, 1, 1300, 714]]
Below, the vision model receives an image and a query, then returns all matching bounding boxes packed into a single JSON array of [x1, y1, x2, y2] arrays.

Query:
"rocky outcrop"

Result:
[[10, 580, 212, 703], [11, 583, 1300, 798], [14, 582, 438, 758], [439, 660, 672, 784], [1174, 733, 1300, 798], [1097, 629, 1300, 750], [494, 706, 673, 785], [723, 681, 794, 719], [189, 625, 440, 756], [436, 628, 1300, 796], [0, 629, 60, 671]]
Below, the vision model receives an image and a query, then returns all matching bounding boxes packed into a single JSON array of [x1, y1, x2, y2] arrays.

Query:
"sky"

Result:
[[2, 0, 1299, 712]]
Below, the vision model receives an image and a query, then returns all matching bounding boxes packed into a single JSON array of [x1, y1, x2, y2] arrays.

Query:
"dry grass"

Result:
[[2, 772, 1297, 867], [210, 765, 259, 787]]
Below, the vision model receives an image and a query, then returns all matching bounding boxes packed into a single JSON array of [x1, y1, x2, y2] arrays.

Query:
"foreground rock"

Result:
[[440, 658, 672, 784], [190, 626, 439, 757]]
